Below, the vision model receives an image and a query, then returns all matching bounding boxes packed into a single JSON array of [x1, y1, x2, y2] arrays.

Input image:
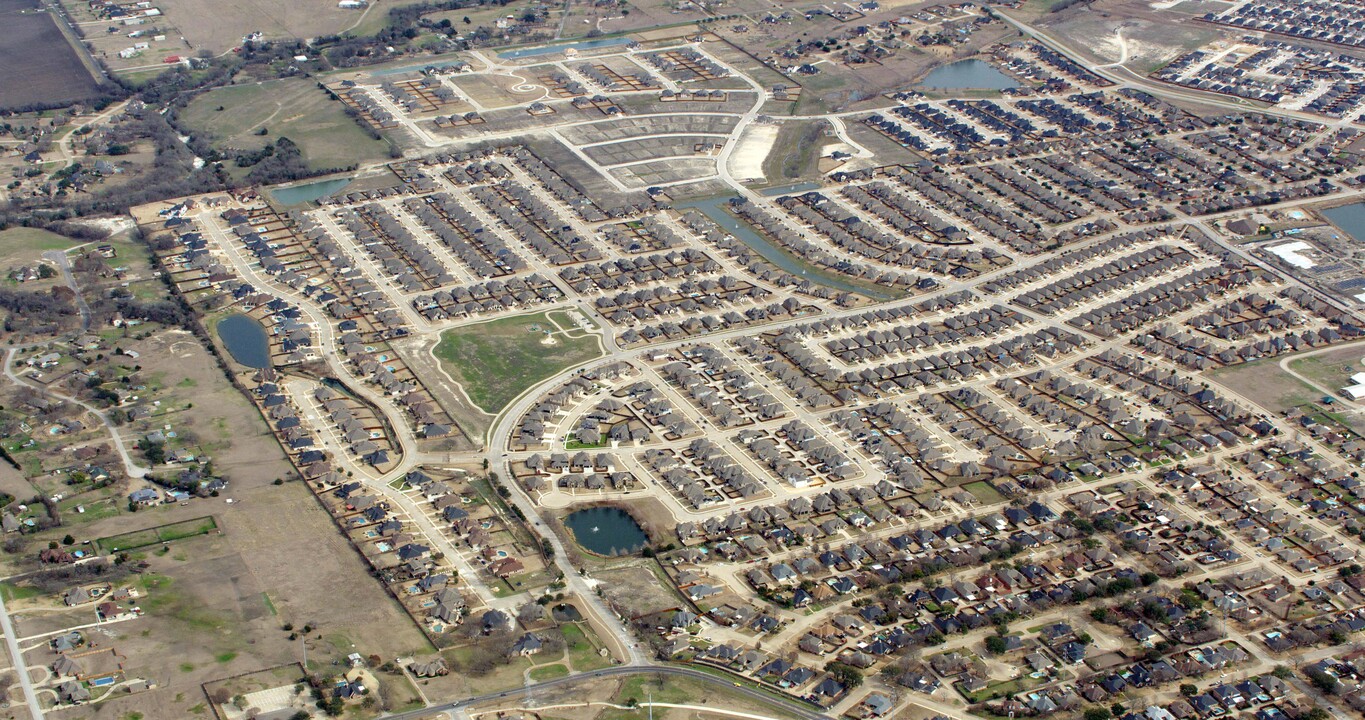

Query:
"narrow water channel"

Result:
[[679, 196, 900, 301]]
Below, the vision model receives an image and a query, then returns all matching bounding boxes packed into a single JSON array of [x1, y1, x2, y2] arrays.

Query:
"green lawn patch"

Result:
[[565, 433, 606, 450], [97, 515, 218, 553], [529, 663, 569, 681], [963, 480, 1005, 505], [960, 674, 1049, 703], [0, 582, 43, 602], [0, 227, 78, 268], [561, 622, 612, 671], [434, 312, 602, 414], [61, 496, 122, 524]]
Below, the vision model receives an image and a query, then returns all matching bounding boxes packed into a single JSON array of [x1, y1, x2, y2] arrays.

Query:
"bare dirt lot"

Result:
[[0, 0, 102, 109], [449, 72, 547, 109], [595, 563, 685, 620], [1033, 0, 1225, 73], [1207, 358, 1320, 415], [125, 327, 296, 487]]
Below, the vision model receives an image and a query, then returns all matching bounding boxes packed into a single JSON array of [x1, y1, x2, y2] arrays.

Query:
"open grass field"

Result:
[[433, 312, 602, 414], [1209, 358, 1322, 414], [963, 480, 1006, 505], [97, 515, 218, 553], [0, 227, 80, 268], [180, 77, 391, 176], [597, 672, 806, 720], [761, 120, 827, 182], [1289, 347, 1365, 396], [0, 0, 102, 109], [151, 0, 427, 52]]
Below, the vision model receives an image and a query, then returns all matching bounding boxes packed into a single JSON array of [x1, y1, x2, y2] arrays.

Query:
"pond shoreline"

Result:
[[563, 503, 650, 557]]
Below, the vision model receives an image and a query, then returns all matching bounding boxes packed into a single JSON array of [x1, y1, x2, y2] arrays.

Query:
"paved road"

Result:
[[0, 588, 43, 720], [993, 9, 1362, 130], [182, 30, 1365, 720], [3, 349, 148, 479], [1274, 337, 1365, 408], [378, 664, 832, 720], [42, 251, 90, 332]]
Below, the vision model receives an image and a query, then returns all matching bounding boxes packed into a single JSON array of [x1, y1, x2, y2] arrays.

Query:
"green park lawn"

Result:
[[434, 312, 601, 414]]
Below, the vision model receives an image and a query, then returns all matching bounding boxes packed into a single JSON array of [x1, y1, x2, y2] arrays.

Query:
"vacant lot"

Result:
[[472, 672, 804, 720], [126, 328, 295, 487], [97, 515, 218, 553], [449, 72, 545, 109], [0, 0, 101, 109], [762, 120, 828, 182], [0, 227, 79, 269], [152, 0, 427, 52], [1289, 346, 1365, 395], [593, 563, 682, 619], [963, 480, 1005, 505], [181, 78, 391, 176], [434, 312, 602, 414], [1209, 358, 1321, 414]]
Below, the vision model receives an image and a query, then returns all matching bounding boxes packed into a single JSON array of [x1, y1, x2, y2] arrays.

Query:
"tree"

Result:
[[61, 534, 74, 545], [824, 661, 863, 689], [1083, 708, 1112, 720], [1306, 668, 1339, 695], [1180, 684, 1198, 696], [984, 636, 1008, 655]]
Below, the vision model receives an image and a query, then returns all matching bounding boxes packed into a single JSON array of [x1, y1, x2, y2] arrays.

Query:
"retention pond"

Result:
[[919, 59, 1020, 90], [216, 314, 271, 369], [564, 506, 648, 556]]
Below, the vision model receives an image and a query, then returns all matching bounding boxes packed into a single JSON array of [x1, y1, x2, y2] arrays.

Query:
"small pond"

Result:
[[217, 314, 271, 369], [564, 506, 648, 556], [551, 603, 583, 622], [919, 59, 1020, 90], [270, 177, 352, 205], [1323, 202, 1365, 243]]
